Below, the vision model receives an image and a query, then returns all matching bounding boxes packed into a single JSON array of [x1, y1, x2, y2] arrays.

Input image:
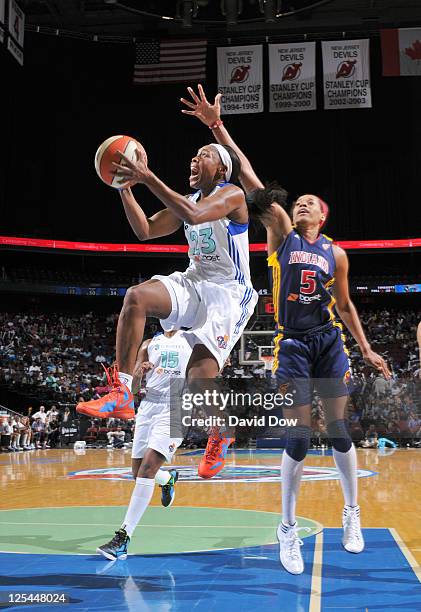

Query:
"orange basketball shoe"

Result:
[[76, 364, 135, 420], [198, 431, 235, 479]]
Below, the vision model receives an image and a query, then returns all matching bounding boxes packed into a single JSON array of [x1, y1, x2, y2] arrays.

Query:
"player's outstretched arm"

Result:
[[119, 187, 182, 240], [115, 154, 245, 225], [333, 245, 391, 379], [181, 84, 263, 193]]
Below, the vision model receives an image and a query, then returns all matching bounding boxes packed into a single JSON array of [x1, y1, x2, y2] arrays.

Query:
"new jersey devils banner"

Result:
[[217, 45, 263, 115], [269, 42, 316, 113], [322, 39, 372, 110]]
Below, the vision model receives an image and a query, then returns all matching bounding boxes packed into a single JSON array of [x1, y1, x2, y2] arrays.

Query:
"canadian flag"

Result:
[[381, 28, 421, 76]]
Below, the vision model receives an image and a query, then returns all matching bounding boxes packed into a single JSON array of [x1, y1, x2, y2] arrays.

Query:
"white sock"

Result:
[[118, 372, 133, 392], [333, 445, 358, 507], [154, 470, 171, 486], [121, 477, 154, 537], [281, 451, 305, 526]]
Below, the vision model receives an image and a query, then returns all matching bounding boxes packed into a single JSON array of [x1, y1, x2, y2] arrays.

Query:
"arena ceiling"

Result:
[[22, 0, 421, 39]]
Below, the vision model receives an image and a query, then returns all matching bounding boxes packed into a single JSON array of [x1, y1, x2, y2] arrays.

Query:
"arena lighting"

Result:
[[182, 0, 193, 27], [222, 0, 242, 26], [260, 0, 277, 23]]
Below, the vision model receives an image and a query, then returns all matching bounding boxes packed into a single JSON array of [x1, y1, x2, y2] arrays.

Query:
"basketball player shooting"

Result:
[[181, 84, 390, 574], [77, 135, 258, 479]]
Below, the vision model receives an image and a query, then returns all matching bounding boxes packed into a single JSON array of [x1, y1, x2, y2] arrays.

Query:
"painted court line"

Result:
[[389, 527, 421, 583], [309, 531, 323, 612]]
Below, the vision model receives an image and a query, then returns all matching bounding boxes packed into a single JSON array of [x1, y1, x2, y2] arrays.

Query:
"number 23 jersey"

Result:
[[268, 230, 337, 333]]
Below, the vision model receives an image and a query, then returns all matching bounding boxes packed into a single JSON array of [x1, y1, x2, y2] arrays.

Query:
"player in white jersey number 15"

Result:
[[97, 330, 192, 561], [77, 125, 258, 479]]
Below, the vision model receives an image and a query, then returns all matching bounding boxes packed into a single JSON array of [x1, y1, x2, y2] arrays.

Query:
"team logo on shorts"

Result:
[[169, 443, 176, 453], [278, 382, 290, 395], [343, 370, 352, 384], [216, 334, 229, 349]]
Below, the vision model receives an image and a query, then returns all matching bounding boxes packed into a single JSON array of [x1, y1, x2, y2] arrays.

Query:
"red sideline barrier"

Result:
[[1, 235, 420, 253]]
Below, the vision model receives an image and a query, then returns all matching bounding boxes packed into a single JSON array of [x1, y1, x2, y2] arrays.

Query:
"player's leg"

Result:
[[323, 396, 364, 553], [76, 279, 172, 420], [186, 344, 235, 478], [316, 327, 364, 553], [116, 279, 172, 378], [97, 449, 166, 561], [277, 403, 311, 575], [275, 336, 313, 575]]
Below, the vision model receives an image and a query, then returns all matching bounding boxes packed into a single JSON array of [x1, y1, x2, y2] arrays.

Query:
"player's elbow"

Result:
[[184, 211, 198, 225]]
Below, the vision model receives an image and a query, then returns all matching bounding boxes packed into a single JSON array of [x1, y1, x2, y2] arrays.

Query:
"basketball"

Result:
[[94, 135, 147, 188]]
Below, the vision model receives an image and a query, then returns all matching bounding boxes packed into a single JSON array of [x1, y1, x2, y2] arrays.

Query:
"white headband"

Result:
[[211, 144, 232, 182]]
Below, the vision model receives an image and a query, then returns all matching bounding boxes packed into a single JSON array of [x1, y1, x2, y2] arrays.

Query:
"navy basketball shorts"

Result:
[[273, 323, 351, 408]]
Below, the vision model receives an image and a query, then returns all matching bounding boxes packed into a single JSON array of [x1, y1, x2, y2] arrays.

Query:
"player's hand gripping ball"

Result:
[[94, 135, 148, 189]]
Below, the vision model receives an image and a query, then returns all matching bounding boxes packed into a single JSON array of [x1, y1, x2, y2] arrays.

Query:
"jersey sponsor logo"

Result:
[[322, 243, 331, 250], [287, 293, 299, 302], [216, 334, 229, 349], [298, 293, 322, 304], [155, 367, 182, 376], [194, 254, 221, 262], [288, 251, 329, 274], [67, 465, 377, 483]]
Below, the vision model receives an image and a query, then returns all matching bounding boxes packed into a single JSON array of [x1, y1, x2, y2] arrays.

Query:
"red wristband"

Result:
[[209, 119, 223, 129]]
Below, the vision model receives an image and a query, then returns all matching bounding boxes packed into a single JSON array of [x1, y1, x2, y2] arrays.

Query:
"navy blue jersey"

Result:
[[268, 230, 337, 333]]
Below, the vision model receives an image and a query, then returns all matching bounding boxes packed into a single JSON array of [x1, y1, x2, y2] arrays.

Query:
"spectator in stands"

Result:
[[32, 406, 47, 423], [32, 417, 48, 449], [107, 425, 126, 449]]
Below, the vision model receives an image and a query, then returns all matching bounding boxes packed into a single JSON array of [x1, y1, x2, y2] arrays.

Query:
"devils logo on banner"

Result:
[[269, 42, 316, 113], [322, 39, 372, 110], [217, 45, 263, 115]]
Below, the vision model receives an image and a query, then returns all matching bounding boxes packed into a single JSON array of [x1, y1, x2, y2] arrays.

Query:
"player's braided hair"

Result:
[[246, 181, 289, 224]]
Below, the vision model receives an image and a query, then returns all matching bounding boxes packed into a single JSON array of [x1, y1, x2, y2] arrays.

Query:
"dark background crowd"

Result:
[[1, 305, 419, 451]]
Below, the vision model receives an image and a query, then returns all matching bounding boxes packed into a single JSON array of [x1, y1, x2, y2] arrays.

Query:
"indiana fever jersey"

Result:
[[268, 230, 337, 333], [145, 331, 191, 398], [183, 182, 252, 286]]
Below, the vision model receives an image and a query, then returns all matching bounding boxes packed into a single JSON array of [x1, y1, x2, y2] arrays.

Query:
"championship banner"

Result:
[[269, 42, 316, 113], [7, 0, 24, 65], [0, 0, 5, 43], [217, 45, 263, 115], [322, 39, 371, 110]]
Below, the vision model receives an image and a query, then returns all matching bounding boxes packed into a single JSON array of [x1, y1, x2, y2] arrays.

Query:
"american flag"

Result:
[[133, 39, 207, 85]]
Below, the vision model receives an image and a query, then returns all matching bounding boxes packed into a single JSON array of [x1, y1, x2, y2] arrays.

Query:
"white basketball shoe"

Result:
[[277, 522, 304, 574], [342, 505, 365, 553]]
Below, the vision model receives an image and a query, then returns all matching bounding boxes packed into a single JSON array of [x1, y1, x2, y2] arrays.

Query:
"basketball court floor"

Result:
[[1, 447, 420, 611]]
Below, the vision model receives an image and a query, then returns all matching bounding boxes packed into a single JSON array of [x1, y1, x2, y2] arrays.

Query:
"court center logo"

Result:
[[68, 465, 376, 483]]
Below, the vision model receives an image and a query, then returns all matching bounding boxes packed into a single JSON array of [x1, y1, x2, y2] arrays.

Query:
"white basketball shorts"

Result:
[[132, 399, 183, 463], [152, 271, 258, 370]]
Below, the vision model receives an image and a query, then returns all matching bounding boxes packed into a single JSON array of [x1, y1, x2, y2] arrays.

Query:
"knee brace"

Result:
[[327, 419, 352, 453], [285, 426, 311, 462]]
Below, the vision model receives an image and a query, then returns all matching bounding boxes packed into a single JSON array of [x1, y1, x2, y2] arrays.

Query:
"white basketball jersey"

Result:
[[145, 331, 191, 397], [183, 182, 252, 286]]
